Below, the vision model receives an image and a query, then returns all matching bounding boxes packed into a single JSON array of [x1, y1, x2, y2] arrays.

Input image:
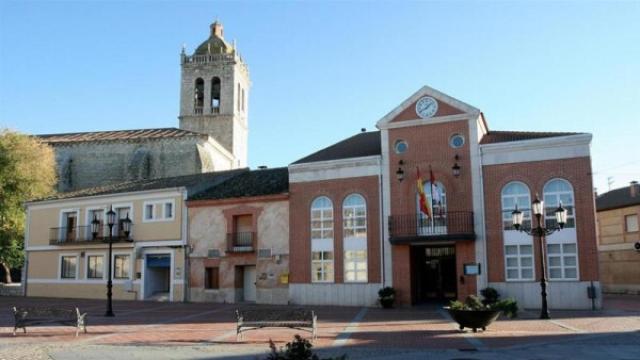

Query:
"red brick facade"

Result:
[[482, 157, 599, 283], [387, 119, 478, 304], [289, 176, 381, 284]]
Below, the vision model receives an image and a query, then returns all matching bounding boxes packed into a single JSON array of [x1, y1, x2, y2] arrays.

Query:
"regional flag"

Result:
[[417, 167, 431, 218]]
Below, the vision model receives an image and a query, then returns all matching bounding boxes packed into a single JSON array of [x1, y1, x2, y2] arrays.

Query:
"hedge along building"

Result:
[[22, 169, 244, 302], [289, 85, 600, 309], [186, 167, 290, 304]]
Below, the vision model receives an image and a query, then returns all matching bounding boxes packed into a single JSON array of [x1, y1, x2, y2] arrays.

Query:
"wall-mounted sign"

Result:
[[464, 263, 481, 276]]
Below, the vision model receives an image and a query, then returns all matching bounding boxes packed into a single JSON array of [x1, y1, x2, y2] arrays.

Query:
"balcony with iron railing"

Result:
[[226, 232, 255, 253], [388, 211, 475, 244], [49, 225, 134, 245]]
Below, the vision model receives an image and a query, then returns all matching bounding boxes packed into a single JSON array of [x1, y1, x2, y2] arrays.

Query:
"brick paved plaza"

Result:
[[0, 295, 638, 360]]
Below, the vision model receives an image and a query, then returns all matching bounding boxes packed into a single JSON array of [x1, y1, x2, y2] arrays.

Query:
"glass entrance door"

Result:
[[411, 245, 457, 303]]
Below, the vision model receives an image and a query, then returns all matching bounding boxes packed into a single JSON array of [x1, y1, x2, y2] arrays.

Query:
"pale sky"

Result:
[[1, 1, 638, 193]]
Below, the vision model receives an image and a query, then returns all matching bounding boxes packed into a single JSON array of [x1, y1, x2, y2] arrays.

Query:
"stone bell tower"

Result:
[[179, 21, 249, 167]]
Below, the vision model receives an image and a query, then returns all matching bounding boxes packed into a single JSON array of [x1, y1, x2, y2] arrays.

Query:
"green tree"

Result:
[[0, 129, 56, 283]]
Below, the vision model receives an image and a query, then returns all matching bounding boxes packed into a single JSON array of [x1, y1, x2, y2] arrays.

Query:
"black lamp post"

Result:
[[511, 194, 567, 319], [104, 206, 117, 317]]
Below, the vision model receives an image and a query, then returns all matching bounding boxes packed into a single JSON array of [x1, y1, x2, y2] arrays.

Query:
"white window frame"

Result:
[[501, 182, 535, 282], [85, 206, 109, 239], [625, 214, 639, 233], [112, 251, 133, 280], [310, 196, 334, 283], [142, 199, 175, 223], [311, 251, 334, 283], [84, 252, 106, 281], [111, 202, 134, 237], [58, 253, 79, 280], [543, 178, 576, 229], [501, 181, 532, 231], [504, 244, 534, 281], [546, 241, 579, 281], [343, 193, 367, 283], [58, 208, 80, 242]]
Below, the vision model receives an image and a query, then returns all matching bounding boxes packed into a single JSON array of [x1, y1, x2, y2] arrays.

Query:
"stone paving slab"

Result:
[[0, 294, 638, 359]]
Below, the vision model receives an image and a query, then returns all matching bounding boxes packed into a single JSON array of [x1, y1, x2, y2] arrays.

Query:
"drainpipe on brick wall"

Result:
[[478, 143, 489, 292], [378, 170, 385, 286], [182, 191, 190, 303]]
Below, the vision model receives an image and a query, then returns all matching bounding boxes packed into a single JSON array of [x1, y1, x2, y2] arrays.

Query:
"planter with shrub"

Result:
[[378, 287, 396, 309], [444, 288, 519, 332]]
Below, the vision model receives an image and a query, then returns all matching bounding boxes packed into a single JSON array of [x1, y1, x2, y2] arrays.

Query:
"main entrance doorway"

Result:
[[411, 245, 457, 303]]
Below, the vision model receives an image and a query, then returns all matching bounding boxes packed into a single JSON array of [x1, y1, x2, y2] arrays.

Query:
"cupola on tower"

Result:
[[179, 21, 249, 167]]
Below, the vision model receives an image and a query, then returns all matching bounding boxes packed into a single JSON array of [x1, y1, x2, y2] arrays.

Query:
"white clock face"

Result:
[[416, 96, 438, 119]]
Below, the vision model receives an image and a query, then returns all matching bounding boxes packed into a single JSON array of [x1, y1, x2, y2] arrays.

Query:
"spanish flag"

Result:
[[417, 167, 431, 217]]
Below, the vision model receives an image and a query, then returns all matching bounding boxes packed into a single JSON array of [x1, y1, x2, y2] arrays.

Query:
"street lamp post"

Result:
[[92, 206, 131, 317], [511, 194, 567, 319]]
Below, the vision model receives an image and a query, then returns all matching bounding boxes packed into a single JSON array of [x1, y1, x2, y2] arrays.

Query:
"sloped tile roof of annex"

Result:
[[37, 127, 207, 144], [596, 184, 640, 212], [29, 168, 248, 203], [479, 130, 584, 145], [292, 131, 381, 164], [188, 167, 289, 201]]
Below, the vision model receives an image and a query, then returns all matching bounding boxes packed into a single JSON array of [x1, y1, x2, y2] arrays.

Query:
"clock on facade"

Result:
[[416, 96, 438, 119]]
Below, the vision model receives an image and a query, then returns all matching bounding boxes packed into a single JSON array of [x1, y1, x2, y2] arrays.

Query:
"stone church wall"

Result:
[[52, 137, 210, 192]]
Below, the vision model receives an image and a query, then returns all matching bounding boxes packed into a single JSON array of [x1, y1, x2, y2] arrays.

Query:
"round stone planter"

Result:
[[444, 307, 501, 332]]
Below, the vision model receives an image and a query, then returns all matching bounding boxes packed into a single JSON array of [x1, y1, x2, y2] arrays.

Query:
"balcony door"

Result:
[[233, 214, 253, 248], [61, 211, 77, 242], [416, 181, 447, 235]]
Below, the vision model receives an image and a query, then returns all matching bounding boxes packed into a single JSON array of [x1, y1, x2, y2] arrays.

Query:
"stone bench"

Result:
[[235, 308, 317, 341], [12, 306, 88, 337]]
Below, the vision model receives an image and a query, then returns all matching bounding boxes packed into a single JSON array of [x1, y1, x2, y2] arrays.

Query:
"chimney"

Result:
[[210, 21, 224, 38], [631, 181, 639, 198]]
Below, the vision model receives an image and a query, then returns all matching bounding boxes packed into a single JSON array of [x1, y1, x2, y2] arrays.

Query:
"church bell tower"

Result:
[[179, 21, 249, 167]]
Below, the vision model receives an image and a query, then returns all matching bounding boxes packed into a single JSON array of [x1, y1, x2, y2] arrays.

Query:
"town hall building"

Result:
[[23, 20, 601, 310]]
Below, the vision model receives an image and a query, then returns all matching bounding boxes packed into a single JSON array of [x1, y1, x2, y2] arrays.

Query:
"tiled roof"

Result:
[[30, 168, 247, 202], [292, 131, 381, 164], [480, 131, 583, 145], [37, 127, 206, 144], [596, 184, 640, 211], [189, 167, 289, 201]]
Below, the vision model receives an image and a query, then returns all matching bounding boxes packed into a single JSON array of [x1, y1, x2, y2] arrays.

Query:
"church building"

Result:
[[38, 21, 249, 192]]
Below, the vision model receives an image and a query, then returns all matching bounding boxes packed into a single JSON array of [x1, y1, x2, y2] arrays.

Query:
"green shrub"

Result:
[[266, 335, 347, 360], [448, 300, 465, 310], [491, 298, 519, 318], [464, 295, 485, 310], [480, 287, 500, 305], [378, 287, 396, 298]]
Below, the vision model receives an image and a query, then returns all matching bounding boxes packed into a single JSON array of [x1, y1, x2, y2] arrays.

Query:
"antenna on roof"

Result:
[[607, 176, 614, 191]]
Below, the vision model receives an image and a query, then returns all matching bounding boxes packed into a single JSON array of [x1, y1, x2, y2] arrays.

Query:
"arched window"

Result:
[[543, 179, 578, 280], [416, 181, 447, 234], [211, 77, 221, 113], [194, 78, 204, 113], [343, 194, 367, 282], [501, 182, 531, 230], [311, 196, 334, 283], [543, 179, 575, 229], [501, 182, 534, 281], [241, 88, 245, 112], [237, 83, 241, 111]]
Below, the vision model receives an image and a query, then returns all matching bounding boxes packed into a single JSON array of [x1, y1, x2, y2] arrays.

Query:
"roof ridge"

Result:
[[37, 127, 203, 138]]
